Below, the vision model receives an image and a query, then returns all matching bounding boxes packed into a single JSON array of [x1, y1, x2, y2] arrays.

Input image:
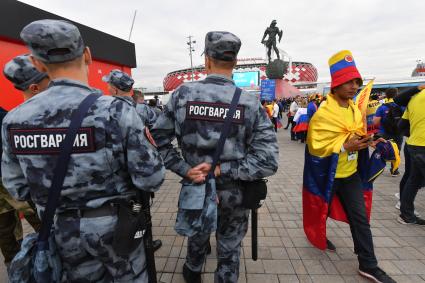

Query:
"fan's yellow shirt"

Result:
[[335, 106, 358, 178], [404, 90, 425, 147]]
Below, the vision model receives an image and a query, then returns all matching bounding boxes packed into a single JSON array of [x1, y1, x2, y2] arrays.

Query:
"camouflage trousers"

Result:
[[186, 186, 250, 283], [54, 213, 148, 282], [0, 183, 41, 263]]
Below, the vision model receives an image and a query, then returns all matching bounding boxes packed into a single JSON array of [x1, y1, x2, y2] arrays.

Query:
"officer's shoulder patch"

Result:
[[9, 127, 96, 155], [186, 101, 244, 124]]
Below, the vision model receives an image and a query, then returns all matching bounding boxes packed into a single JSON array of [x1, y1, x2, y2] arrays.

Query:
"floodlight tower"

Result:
[[187, 36, 196, 81]]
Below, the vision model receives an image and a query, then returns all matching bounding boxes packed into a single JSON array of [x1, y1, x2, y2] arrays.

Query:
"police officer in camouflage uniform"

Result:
[[103, 69, 163, 252], [2, 19, 165, 282], [0, 55, 47, 268], [103, 69, 158, 129], [151, 31, 279, 283]]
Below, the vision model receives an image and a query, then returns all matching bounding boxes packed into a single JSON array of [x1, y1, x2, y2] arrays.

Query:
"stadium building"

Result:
[[163, 58, 318, 95]]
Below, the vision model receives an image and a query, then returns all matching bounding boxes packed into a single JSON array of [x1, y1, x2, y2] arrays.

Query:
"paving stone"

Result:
[[296, 248, 329, 260], [287, 247, 301, 260], [163, 257, 178, 273], [246, 274, 279, 283], [333, 260, 359, 275], [245, 259, 265, 273], [374, 247, 399, 260], [155, 257, 167, 272], [309, 275, 345, 283], [269, 247, 289, 259], [378, 260, 403, 275], [342, 275, 369, 282], [262, 259, 294, 274], [392, 260, 425, 275], [159, 272, 173, 283], [373, 236, 401, 247], [277, 275, 300, 282], [389, 275, 425, 283], [291, 259, 308, 275], [319, 260, 338, 274], [296, 275, 314, 282], [302, 260, 327, 275], [392, 247, 425, 260]]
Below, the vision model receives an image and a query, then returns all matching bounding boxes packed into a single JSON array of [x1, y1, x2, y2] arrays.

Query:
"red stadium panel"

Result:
[[163, 61, 318, 92], [0, 38, 132, 111]]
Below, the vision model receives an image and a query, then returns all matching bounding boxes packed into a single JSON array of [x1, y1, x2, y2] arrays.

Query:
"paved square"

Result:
[[2, 128, 425, 282]]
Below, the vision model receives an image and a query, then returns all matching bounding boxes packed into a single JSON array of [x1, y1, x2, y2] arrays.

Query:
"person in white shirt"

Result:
[[272, 99, 280, 132], [286, 96, 300, 140]]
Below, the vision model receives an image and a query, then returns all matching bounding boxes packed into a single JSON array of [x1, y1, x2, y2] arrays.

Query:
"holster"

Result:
[[112, 199, 147, 257], [241, 179, 268, 209]]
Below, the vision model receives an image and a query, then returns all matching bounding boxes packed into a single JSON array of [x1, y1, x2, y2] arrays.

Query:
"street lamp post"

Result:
[[187, 36, 196, 81]]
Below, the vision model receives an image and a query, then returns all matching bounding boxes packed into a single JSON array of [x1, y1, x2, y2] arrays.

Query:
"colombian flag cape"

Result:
[[302, 94, 372, 250]]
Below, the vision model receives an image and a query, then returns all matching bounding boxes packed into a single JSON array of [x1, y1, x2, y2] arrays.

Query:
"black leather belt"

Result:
[[59, 203, 117, 218]]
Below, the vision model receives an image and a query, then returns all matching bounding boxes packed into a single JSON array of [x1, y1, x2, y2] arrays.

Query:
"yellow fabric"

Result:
[[390, 140, 401, 173], [356, 80, 374, 117], [402, 110, 408, 120], [307, 94, 366, 159], [367, 100, 380, 116], [355, 80, 374, 133], [265, 104, 273, 118], [328, 50, 354, 66], [405, 90, 425, 146], [335, 107, 359, 178]]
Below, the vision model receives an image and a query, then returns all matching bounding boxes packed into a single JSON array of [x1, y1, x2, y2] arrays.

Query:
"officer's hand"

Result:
[[186, 168, 206, 184], [343, 136, 370, 152], [419, 85, 425, 91], [192, 162, 221, 177]]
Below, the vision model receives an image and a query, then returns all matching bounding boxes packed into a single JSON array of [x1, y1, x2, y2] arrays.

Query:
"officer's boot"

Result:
[[183, 264, 201, 283]]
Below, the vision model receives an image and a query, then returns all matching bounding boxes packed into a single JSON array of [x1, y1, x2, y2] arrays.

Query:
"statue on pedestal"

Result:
[[261, 20, 283, 63], [261, 20, 288, 79]]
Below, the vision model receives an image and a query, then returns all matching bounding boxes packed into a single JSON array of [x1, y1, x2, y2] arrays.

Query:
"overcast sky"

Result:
[[21, 0, 425, 89]]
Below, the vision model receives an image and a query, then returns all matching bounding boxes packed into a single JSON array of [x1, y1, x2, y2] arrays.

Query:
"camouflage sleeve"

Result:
[[111, 100, 165, 192], [151, 90, 192, 178], [1, 118, 30, 201], [145, 106, 157, 129], [220, 103, 279, 181]]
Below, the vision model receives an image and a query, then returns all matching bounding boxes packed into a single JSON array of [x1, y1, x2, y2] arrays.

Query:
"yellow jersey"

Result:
[[404, 90, 425, 146], [335, 106, 358, 178]]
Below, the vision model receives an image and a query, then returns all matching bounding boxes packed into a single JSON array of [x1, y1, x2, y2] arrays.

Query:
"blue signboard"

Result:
[[233, 72, 259, 87], [260, 79, 276, 101]]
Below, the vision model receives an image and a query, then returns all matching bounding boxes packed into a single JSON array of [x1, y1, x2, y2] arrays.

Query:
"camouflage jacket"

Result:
[[1, 79, 165, 211], [151, 74, 279, 184], [114, 96, 157, 128], [135, 103, 157, 129]]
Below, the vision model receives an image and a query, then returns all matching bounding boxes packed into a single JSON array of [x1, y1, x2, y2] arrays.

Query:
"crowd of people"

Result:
[[0, 19, 424, 283], [262, 94, 323, 143]]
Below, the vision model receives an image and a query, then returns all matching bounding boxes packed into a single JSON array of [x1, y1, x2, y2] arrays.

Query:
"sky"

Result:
[[20, 0, 425, 89]]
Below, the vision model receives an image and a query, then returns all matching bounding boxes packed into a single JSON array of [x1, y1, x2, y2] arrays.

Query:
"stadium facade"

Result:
[[163, 58, 318, 92]]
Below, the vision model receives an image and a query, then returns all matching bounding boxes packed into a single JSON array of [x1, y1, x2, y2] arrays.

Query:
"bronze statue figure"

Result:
[[261, 20, 283, 63]]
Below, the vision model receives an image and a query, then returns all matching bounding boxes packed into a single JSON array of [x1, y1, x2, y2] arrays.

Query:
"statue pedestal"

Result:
[[265, 59, 289, 79]]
